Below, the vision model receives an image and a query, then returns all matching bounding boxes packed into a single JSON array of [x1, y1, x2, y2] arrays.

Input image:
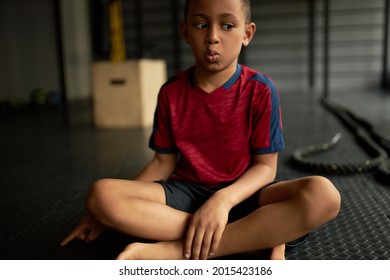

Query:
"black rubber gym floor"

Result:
[[1, 90, 389, 260]]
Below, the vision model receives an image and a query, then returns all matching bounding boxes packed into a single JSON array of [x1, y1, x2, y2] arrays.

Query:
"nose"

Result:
[[206, 25, 219, 45]]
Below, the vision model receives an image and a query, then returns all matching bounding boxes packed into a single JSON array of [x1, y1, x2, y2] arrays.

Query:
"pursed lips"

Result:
[[206, 49, 221, 63]]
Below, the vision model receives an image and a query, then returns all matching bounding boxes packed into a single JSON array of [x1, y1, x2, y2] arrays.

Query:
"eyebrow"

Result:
[[221, 13, 239, 20], [191, 13, 240, 21]]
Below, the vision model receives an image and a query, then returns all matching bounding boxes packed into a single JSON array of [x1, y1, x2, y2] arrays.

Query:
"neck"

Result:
[[194, 63, 238, 93]]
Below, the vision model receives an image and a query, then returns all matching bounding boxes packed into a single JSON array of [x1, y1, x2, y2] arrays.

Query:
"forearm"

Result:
[[215, 153, 278, 209], [184, 153, 277, 259], [135, 153, 177, 182]]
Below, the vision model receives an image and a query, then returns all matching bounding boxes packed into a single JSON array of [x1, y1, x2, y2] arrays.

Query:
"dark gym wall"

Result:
[[0, 0, 387, 103], [249, 0, 385, 91], [119, 0, 386, 92], [0, 0, 60, 101]]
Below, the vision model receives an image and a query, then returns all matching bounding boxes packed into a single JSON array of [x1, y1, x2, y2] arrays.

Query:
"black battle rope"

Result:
[[290, 97, 390, 183]]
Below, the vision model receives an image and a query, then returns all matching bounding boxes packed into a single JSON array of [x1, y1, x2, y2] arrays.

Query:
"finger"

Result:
[[85, 227, 100, 242], [60, 235, 73, 247], [184, 226, 195, 259], [61, 220, 91, 246], [190, 228, 205, 260], [209, 227, 224, 257], [60, 227, 83, 246], [199, 230, 214, 260], [78, 231, 87, 241]]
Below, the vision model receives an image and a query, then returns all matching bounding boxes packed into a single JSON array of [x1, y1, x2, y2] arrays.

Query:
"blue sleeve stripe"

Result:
[[223, 64, 242, 90], [251, 145, 284, 155], [250, 73, 285, 153]]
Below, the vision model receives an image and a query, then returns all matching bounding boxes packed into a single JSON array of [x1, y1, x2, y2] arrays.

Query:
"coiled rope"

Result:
[[290, 98, 390, 183]]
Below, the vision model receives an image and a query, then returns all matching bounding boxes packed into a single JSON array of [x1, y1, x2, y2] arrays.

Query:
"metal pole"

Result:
[[53, 0, 68, 126], [134, 0, 143, 58], [308, 0, 316, 87], [323, 0, 330, 99], [171, 0, 182, 73], [382, 0, 390, 88]]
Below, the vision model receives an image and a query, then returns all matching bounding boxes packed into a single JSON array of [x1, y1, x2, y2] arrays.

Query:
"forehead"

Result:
[[187, 0, 245, 20]]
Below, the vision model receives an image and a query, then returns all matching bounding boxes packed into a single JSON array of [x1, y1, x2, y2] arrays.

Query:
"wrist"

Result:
[[213, 189, 236, 210]]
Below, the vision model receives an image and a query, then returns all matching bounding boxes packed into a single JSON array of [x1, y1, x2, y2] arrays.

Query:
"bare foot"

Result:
[[269, 244, 286, 260], [116, 241, 286, 260], [116, 241, 185, 260]]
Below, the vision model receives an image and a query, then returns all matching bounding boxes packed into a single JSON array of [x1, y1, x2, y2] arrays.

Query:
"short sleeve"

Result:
[[250, 74, 285, 154], [148, 89, 178, 154]]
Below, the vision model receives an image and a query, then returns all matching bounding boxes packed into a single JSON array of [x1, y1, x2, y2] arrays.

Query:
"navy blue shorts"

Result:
[[157, 179, 277, 222]]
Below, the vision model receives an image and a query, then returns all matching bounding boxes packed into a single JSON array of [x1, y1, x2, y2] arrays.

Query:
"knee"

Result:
[[298, 176, 341, 229], [86, 179, 113, 219]]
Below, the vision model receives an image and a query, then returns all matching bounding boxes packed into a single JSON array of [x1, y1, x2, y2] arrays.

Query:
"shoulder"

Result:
[[239, 66, 280, 106], [160, 67, 193, 93], [240, 65, 278, 94]]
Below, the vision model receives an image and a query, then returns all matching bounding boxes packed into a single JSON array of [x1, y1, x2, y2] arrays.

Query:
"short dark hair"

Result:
[[184, 0, 252, 23]]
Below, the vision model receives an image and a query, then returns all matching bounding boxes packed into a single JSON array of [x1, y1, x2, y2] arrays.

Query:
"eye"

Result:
[[222, 23, 234, 30], [195, 22, 208, 29]]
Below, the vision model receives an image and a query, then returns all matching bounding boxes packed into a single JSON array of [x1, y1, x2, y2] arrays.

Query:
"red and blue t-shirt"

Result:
[[149, 64, 284, 188]]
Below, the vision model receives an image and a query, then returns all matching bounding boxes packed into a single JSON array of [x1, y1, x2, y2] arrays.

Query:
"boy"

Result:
[[61, 0, 341, 260]]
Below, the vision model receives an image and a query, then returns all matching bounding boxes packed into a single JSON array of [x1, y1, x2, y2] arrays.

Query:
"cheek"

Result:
[[189, 38, 204, 50], [189, 43, 204, 59], [226, 36, 245, 51], [187, 32, 203, 47]]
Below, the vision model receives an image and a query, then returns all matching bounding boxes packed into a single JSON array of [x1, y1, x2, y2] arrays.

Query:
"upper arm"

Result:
[[252, 152, 278, 176], [154, 152, 178, 171], [149, 152, 178, 180], [135, 152, 177, 182]]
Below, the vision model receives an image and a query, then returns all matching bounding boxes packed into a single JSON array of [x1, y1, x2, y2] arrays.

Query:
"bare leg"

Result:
[[115, 176, 340, 260], [86, 178, 192, 241]]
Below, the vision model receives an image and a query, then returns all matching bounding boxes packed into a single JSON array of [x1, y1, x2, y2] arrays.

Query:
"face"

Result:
[[181, 0, 256, 75]]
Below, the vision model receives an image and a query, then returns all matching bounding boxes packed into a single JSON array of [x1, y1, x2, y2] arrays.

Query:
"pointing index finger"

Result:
[[60, 224, 84, 246]]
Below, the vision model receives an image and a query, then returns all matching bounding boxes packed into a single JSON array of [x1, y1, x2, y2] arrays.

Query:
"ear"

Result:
[[242, 22, 256, 47], [180, 22, 190, 44]]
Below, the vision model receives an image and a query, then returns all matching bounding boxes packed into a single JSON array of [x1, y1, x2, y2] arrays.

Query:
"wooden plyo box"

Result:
[[92, 60, 166, 128]]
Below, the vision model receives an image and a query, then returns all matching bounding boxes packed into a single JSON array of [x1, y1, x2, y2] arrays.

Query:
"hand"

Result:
[[60, 215, 105, 246], [184, 193, 231, 260]]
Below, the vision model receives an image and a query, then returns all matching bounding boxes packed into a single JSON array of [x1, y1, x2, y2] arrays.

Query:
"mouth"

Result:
[[206, 50, 220, 63]]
